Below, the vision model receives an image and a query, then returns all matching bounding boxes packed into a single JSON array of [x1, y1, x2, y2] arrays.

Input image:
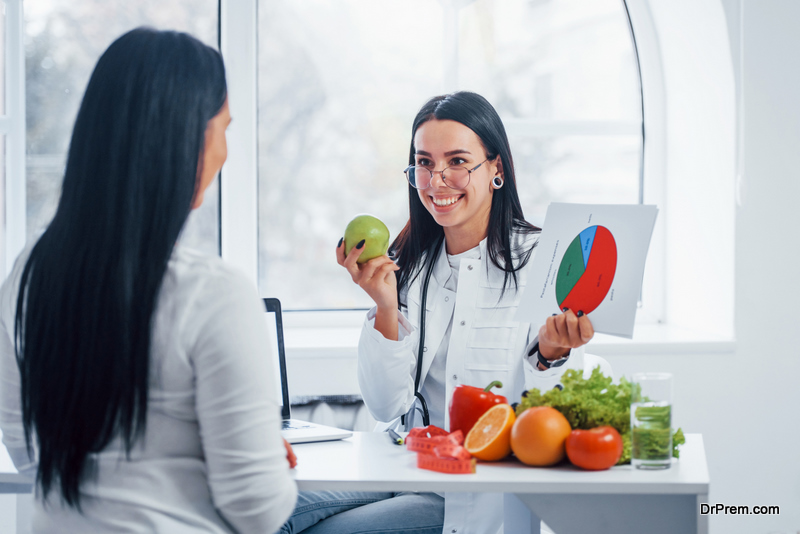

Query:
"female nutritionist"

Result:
[[279, 92, 613, 534], [0, 28, 297, 533]]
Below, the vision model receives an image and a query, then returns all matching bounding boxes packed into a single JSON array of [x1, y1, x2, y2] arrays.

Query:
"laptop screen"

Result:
[[263, 298, 291, 419]]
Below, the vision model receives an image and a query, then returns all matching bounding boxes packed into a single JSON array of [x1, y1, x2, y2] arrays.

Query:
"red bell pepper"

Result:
[[448, 380, 507, 436]]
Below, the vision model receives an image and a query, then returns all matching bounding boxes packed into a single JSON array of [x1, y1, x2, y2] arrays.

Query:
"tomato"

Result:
[[565, 426, 624, 470]]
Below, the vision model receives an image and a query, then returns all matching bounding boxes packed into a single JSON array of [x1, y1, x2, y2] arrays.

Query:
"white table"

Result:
[[0, 433, 710, 533], [291, 432, 710, 534]]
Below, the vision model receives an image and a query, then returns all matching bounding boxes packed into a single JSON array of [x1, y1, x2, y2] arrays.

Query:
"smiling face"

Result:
[[413, 119, 502, 253]]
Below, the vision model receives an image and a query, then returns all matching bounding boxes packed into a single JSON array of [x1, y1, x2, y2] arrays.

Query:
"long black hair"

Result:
[[392, 92, 540, 305], [14, 28, 227, 507]]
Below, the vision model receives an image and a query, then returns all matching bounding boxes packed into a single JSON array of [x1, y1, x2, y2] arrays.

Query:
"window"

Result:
[[256, 0, 643, 310], [1, 2, 6, 275], [0, 0, 735, 347], [2, 0, 25, 278], [23, 1, 220, 256]]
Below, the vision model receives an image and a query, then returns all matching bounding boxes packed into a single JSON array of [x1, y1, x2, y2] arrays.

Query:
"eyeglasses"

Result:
[[403, 159, 488, 190]]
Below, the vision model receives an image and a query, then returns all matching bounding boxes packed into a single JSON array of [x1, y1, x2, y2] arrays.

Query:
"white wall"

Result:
[[735, 0, 800, 529], [602, 1, 800, 532]]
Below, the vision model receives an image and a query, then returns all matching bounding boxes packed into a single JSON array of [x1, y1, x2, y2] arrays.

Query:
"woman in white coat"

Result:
[[279, 92, 611, 534]]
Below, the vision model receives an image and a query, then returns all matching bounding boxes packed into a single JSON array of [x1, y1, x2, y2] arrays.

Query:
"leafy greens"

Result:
[[516, 367, 685, 464]]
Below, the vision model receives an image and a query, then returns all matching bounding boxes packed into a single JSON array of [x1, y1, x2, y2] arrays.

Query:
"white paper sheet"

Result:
[[515, 203, 658, 338]]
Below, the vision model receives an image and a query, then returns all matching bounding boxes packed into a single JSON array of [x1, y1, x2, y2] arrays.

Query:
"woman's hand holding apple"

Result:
[[337, 240, 399, 308], [336, 240, 401, 340]]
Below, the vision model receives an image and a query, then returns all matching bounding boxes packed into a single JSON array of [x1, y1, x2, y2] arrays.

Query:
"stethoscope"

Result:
[[401, 236, 444, 430]]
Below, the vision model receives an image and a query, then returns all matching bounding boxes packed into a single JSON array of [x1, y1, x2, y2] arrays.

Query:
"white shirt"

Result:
[[418, 244, 481, 430], [0, 245, 297, 534]]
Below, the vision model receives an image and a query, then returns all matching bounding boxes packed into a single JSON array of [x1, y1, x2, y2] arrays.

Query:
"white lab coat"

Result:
[[358, 233, 612, 534]]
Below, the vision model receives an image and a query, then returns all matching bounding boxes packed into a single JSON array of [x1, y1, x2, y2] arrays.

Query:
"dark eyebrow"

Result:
[[414, 149, 472, 157]]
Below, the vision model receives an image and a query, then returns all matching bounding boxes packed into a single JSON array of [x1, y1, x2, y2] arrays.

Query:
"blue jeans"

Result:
[[277, 490, 445, 534]]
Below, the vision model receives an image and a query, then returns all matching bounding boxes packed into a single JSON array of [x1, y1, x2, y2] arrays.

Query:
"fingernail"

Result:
[[562, 307, 568, 312], [356, 239, 365, 249], [551, 313, 558, 317], [576, 310, 584, 317], [337, 237, 343, 247]]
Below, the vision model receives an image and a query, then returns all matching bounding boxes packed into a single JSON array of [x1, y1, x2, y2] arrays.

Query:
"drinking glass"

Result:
[[631, 372, 673, 469]]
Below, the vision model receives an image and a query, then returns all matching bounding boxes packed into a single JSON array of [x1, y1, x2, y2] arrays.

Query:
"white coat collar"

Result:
[[432, 237, 487, 288], [428, 231, 538, 291]]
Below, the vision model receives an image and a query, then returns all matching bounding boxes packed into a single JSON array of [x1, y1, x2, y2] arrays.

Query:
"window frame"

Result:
[[219, 0, 667, 331], [2, 0, 26, 277], [2, 0, 735, 356], [219, 0, 259, 283]]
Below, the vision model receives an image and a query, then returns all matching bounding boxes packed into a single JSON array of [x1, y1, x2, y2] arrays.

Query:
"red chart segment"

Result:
[[557, 225, 617, 314]]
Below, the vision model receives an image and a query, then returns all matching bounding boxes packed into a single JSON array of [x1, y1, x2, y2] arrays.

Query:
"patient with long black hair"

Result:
[[0, 28, 297, 533]]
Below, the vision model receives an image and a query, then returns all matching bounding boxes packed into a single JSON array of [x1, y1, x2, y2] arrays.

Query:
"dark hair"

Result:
[[392, 92, 539, 305], [14, 28, 227, 507]]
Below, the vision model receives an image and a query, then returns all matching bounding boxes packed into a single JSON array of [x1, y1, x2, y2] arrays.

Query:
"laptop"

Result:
[[263, 298, 353, 444]]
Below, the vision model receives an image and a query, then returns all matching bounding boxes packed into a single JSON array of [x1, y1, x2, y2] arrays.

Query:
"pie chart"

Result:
[[555, 225, 617, 314]]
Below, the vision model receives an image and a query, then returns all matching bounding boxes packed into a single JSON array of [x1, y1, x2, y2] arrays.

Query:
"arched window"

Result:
[[255, 0, 644, 309], [7, 1, 734, 339]]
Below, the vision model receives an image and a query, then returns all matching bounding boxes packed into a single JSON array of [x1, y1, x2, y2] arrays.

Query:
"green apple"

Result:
[[344, 214, 390, 264]]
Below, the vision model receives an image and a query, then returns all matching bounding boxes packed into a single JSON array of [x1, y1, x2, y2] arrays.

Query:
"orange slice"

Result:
[[463, 403, 516, 461]]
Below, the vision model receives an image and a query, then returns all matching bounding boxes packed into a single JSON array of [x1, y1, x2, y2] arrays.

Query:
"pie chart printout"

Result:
[[555, 225, 617, 315]]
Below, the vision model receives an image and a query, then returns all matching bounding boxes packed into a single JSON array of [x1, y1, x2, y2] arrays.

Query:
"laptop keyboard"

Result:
[[282, 420, 313, 430]]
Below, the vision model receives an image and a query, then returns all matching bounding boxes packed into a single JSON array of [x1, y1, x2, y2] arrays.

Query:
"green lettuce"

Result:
[[516, 367, 684, 464]]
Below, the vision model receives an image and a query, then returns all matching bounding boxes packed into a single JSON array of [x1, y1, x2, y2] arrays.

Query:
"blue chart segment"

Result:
[[579, 226, 597, 268]]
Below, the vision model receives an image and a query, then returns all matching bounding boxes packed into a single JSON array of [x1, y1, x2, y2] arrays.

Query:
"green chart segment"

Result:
[[555, 225, 617, 315], [555, 239, 586, 303]]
